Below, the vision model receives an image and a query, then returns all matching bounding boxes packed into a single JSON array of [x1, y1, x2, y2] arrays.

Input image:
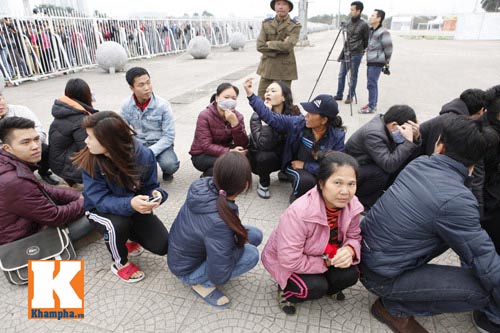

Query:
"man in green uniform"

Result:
[[256, 0, 302, 98]]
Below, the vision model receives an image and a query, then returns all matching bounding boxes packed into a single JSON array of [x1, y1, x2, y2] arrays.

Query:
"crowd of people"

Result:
[[0, 15, 257, 83], [0, 1, 499, 333]]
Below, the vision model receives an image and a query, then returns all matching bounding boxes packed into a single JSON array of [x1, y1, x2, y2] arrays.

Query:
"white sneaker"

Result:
[[257, 183, 270, 199]]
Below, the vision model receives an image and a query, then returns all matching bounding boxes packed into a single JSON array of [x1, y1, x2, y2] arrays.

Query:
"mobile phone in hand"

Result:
[[148, 196, 161, 203]]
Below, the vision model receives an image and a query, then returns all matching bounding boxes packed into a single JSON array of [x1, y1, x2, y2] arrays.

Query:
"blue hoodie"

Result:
[[167, 177, 244, 285], [82, 140, 167, 216]]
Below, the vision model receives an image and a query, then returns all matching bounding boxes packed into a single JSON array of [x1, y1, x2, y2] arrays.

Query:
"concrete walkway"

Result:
[[1, 30, 499, 332]]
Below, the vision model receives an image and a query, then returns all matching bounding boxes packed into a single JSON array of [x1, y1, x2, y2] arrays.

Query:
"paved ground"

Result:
[[1, 30, 500, 332]]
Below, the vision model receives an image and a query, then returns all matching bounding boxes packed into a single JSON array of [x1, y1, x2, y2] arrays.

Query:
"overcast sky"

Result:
[[84, 0, 481, 18]]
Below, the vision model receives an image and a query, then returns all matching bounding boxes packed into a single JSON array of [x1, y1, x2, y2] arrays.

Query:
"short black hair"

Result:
[[439, 115, 499, 167], [383, 105, 417, 125], [125, 67, 150, 87], [0, 116, 36, 144], [484, 84, 500, 118], [351, 1, 364, 12], [459, 88, 485, 116], [374, 9, 386, 23]]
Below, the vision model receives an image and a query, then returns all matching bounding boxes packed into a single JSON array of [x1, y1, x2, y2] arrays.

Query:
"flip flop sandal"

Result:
[[192, 287, 229, 309], [125, 241, 144, 257], [111, 263, 145, 283]]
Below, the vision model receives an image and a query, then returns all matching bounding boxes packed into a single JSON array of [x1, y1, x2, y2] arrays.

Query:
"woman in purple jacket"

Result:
[[262, 151, 364, 314], [189, 83, 249, 177]]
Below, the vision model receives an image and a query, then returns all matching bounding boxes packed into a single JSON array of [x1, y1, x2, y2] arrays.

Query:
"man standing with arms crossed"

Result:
[[256, 0, 301, 98], [334, 1, 369, 105]]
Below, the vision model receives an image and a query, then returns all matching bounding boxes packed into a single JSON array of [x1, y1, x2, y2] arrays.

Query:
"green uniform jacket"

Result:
[[256, 15, 301, 81]]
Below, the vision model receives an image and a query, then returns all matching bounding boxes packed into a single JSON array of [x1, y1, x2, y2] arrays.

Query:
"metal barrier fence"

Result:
[[0, 15, 261, 86]]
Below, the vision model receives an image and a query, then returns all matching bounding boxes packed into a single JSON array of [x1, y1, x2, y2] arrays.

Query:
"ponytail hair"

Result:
[[213, 152, 252, 247], [209, 82, 239, 103]]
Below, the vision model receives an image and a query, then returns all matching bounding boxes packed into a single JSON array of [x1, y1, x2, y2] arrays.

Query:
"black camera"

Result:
[[339, 22, 347, 29], [382, 65, 391, 75]]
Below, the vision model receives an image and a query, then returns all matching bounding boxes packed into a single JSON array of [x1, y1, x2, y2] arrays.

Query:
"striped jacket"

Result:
[[366, 26, 392, 66]]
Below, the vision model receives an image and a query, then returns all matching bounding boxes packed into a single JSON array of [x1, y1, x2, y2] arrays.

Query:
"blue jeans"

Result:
[[178, 225, 263, 287], [367, 66, 383, 109], [336, 53, 363, 99], [360, 263, 500, 323], [0, 49, 14, 77], [156, 146, 180, 175]]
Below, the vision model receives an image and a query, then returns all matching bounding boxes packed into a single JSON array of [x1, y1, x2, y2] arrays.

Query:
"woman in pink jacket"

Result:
[[262, 151, 364, 314]]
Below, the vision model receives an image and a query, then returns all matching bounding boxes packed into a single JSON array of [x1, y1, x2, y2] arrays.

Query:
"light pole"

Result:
[[298, 0, 310, 46]]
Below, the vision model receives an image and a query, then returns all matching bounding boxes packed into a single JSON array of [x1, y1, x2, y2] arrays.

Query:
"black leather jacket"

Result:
[[338, 17, 369, 59]]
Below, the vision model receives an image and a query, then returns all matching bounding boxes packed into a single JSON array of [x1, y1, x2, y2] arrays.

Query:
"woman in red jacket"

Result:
[[189, 83, 249, 177]]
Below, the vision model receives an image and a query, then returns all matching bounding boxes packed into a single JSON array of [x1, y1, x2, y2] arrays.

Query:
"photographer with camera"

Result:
[[359, 9, 392, 114], [334, 2, 369, 105]]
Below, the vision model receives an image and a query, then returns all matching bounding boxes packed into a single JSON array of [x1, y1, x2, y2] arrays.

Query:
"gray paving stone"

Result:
[[1, 30, 498, 332]]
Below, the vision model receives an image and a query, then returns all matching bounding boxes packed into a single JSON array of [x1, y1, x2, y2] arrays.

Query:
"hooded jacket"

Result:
[[167, 178, 244, 285], [419, 98, 470, 156], [48, 96, 98, 183], [262, 187, 364, 289], [0, 149, 83, 245]]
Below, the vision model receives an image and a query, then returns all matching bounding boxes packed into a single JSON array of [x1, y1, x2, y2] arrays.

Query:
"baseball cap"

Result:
[[300, 94, 339, 118]]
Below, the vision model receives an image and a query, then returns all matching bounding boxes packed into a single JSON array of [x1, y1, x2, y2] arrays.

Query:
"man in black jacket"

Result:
[[360, 116, 500, 333], [334, 1, 369, 104], [345, 105, 420, 208], [420, 88, 486, 156], [481, 85, 500, 257]]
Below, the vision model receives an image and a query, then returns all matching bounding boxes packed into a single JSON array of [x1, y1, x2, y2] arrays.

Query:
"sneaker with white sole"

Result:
[[257, 183, 270, 199], [359, 105, 376, 114]]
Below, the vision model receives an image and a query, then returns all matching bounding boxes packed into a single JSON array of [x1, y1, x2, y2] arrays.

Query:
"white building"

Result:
[[0, 0, 90, 16]]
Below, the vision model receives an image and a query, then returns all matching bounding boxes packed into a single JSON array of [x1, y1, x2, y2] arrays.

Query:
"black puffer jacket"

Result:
[[420, 98, 470, 156], [48, 96, 97, 183], [482, 113, 500, 213], [248, 105, 300, 153]]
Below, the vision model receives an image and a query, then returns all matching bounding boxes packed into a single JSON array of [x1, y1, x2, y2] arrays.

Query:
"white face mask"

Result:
[[218, 99, 237, 111]]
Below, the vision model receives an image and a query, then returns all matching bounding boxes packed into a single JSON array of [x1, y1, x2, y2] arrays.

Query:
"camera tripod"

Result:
[[309, 24, 357, 116]]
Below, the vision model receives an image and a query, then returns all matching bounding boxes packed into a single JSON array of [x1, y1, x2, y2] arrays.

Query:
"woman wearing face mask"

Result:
[[262, 152, 364, 315], [244, 78, 346, 203], [248, 81, 301, 199], [189, 83, 249, 177], [345, 105, 421, 209]]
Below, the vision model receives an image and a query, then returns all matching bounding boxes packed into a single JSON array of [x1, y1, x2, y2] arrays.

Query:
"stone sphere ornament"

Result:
[[229, 32, 246, 51], [95, 41, 128, 73], [188, 36, 211, 59]]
